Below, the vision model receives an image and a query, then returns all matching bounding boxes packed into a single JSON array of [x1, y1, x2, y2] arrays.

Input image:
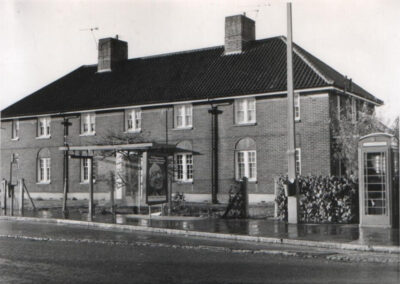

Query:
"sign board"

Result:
[[146, 152, 168, 205], [10, 162, 19, 186]]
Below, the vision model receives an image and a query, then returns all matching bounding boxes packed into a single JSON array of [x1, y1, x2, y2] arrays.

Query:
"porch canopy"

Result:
[[58, 142, 199, 154], [59, 142, 176, 153]]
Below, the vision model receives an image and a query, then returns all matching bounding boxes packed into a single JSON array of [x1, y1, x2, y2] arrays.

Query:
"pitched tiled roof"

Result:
[[1, 36, 383, 118]]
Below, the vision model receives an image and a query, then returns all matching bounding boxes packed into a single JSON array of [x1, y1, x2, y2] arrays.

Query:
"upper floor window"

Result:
[[295, 148, 301, 175], [174, 104, 192, 128], [125, 108, 141, 132], [294, 92, 300, 121], [11, 119, 19, 140], [235, 138, 257, 181], [235, 98, 256, 124], [37, 117, 51, 138], [81, 113, 95, 135]]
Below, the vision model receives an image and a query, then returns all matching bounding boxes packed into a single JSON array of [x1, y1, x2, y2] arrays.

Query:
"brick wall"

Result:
[[0, 91, 332, 199]]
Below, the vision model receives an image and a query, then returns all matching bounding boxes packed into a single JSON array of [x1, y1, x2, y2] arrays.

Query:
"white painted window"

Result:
[[235, 98, 256, 124], [38, 158, 51, 183], [295, 148, 301, 175], [11, 119, 19, 139], [175, 153, 193, 182], [37, 117, 51, 138], [337, 95, 341, 120], [81, 113, 95, 135], [174, 104, 192, 128], [294, 92, 300, 121], [81, 158, 91, 183], [236, 150, 257, 181], [125, 108, 141, 132]]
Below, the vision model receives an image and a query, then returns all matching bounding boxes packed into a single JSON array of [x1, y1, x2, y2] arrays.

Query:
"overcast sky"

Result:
[[1, 0, 399, 123]]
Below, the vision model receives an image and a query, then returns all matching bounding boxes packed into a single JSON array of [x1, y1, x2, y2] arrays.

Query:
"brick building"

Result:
[[0, 15, 383, 205]]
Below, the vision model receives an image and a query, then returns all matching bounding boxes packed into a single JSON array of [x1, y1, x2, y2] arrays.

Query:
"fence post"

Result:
[[1, 179, 6, 215], [242, 177, 249, 218], [19, 179, 24, 216], [88, 157, 94, 221], [110, 172, 115, 217], [274, 178, 278, 218], [10, 184, 14, 216]]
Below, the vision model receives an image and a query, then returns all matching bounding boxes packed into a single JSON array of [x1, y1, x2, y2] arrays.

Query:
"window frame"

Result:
[[174, 104, 193, 129], [295, 148, 301, 175], [125, 108, 142, 132], [294, 92, 300, 121], [174, 153, 193, 182], [81, 158, 91, 183], [235, 98, 256, 125], [235, 150, 257, 182], [37, 117, 51, 138], [80, 113, 96, 135], [11, 119, 19, 140], [37, 157, 51, 183]]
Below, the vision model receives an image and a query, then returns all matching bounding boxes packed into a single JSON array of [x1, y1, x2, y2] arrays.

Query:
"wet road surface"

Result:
[[0, 220, 399, 283]]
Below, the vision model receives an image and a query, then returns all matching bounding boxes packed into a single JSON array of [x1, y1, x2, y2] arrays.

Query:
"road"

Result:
[[0, 220, 399, 284]]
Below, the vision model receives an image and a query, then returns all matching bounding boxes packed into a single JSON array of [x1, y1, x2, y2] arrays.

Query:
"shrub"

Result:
[[275, 175, 358, 223]]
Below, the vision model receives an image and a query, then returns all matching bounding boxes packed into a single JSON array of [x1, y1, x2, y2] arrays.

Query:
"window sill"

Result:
[[295, 119, 301, 123], [36, 182, 51, 185], [174, 180, 193, 184], [234, 122, 257, 127], [172, 126, 193, 131], [36, 136, 51, 139], [236, 179, 257, 184], [124, 129, 141, 134], [11, 137, 19, 141], [80, 133, 96, 137], [80, 181, 96, 185]]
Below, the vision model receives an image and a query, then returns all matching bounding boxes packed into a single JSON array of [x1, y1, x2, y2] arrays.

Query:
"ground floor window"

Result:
[[81, 158, 91, 183], [236, 150, 257, 181], [175, 153, 193, 182], [38, 158, 51, 183], [295, 148, 301, 175]]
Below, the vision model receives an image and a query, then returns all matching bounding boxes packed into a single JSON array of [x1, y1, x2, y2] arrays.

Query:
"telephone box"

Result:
[[358, 133, 399, 228]]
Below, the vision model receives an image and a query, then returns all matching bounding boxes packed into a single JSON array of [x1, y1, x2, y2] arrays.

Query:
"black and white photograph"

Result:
[[0, 0, 399, 283]]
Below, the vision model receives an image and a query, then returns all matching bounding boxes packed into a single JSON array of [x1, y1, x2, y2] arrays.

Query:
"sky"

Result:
[[1, 0, 399, 124]]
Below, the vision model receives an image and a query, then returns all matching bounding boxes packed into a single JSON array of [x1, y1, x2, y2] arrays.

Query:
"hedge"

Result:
[[275, 175, 358, 223]]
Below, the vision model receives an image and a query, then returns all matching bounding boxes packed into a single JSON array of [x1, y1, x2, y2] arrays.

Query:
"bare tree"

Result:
[[331, 102, 390, 176]]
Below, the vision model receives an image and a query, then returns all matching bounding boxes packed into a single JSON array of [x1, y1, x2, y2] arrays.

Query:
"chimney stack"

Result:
[[97, 37, 128, 73], [224, 14, 255, 55]]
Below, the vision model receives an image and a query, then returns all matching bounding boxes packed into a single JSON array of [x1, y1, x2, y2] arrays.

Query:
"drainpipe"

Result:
[[61, 117, 72, 218], [208, 105, 223, 204], [165, 107, 172, 214]]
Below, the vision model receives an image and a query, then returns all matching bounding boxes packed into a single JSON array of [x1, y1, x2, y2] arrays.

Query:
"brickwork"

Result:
[[1, 91, 333, 200]]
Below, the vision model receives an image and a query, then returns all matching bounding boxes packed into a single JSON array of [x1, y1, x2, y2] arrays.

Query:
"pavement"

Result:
[[0, 206, 399, 255]]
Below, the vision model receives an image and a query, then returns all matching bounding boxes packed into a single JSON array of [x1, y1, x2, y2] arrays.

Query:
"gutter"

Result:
[[1, 86, 382, 121]]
